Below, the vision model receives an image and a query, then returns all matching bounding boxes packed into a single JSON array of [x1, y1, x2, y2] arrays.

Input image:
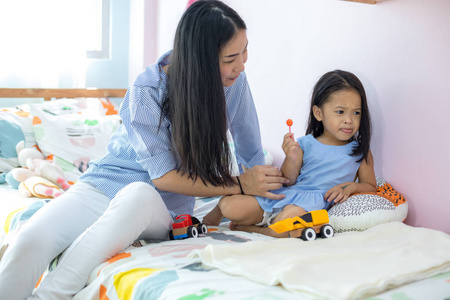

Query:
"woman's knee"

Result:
[[115, 183, 171, 240], [116, 181, 160, 201], [112, 182, 164, 213]]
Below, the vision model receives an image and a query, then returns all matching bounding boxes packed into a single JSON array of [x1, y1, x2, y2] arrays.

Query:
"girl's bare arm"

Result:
[[280, 133, 303, 186], [325, 150, 376, 203]]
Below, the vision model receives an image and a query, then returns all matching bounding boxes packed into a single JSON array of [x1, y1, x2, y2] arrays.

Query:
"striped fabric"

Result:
[[79, 50, 265, 216]]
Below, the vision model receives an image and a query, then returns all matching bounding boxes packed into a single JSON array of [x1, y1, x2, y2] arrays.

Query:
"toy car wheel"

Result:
[[197, 223, 208, 234], [169, 230, 175, 240], [187, 226, 198, 238], [320, 224, 334, 238], [301, 228, 316, 241]]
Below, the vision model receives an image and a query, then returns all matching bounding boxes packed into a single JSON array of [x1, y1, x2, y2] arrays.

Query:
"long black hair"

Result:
[[306, 70, 372, 162], [163, 0, 246, 186]]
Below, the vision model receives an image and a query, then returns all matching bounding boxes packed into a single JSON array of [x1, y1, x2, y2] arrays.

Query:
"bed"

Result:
[[1, 88, 449, 300]]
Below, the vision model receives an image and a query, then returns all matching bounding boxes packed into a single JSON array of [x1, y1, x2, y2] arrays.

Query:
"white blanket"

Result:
[[190, 222, 450, 300]]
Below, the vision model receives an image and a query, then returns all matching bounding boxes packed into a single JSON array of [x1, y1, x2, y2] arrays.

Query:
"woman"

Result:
[[0, 1, 288, 299]]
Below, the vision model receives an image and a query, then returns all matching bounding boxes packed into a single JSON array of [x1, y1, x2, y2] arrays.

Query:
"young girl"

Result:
[[0, 1, 288, 299], [203, 70, 377, 237]]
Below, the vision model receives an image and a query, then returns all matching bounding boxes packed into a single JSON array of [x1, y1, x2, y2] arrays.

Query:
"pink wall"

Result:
[[229, 0, 450, 233], [144, 0, 450, 233]]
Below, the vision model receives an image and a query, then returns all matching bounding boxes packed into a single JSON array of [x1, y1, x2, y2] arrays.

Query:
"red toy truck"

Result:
[[169, 214, 208, 240]]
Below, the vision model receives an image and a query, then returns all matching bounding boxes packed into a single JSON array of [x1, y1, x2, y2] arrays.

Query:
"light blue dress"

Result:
[[256, 134, 362, 213]]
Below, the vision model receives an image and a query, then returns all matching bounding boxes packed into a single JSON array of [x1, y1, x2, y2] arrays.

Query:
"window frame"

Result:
[[86, 0, 110, 59]]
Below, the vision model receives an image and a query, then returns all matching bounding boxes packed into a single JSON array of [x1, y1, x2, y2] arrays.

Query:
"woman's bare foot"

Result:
[[229, 222, 288, 238], [202, 205, 223, 226]]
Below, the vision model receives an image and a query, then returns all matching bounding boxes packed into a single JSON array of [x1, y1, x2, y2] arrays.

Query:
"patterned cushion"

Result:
[[0, 106, 37, 173], [328, 177, 408, 233], [29, 98, 121, 180]]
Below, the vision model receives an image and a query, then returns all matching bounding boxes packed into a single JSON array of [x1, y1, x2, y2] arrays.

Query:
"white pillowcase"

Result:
[[0, 106, 36, 173], [328, 177, 408, 233], [29, 98, 121, 180]]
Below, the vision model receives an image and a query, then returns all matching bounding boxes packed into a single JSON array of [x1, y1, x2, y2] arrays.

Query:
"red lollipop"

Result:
[[286, 119, 293, 133]]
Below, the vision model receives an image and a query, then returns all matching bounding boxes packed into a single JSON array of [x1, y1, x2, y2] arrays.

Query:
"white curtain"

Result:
[[0, 0, 91, 88]]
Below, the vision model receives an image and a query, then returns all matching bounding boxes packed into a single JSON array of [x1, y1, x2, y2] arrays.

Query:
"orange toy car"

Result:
[[169, 214, 208, 240], [269, 209, 334, 241]]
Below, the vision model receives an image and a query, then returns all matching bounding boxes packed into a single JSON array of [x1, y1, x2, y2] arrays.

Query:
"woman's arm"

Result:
[[324, 150, 377, 203], [223, 73, 289, 197], [154, 165, 288, 199], [227, 72, 266, 168]]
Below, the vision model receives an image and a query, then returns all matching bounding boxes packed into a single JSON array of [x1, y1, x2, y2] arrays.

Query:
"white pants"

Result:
[[0, 181, 172, 300]]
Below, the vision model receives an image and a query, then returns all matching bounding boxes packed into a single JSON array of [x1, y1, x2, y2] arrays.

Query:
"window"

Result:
[[86, 0, 110, 59]]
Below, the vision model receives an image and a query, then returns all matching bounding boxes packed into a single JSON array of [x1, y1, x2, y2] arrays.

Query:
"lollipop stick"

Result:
[[286, 119, 293, 138]]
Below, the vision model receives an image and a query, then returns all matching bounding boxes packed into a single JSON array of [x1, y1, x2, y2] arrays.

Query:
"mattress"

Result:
[[1, 191, 449, 300]]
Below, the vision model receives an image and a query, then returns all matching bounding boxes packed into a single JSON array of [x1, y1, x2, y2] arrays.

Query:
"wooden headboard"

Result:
[[0, 88, 127, 101]]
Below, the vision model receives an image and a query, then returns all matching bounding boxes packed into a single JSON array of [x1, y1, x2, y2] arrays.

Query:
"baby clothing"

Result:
[[256, 134, 362, 218]]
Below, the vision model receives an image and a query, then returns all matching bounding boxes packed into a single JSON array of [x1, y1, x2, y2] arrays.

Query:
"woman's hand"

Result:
[[239, 165, 289, 200]]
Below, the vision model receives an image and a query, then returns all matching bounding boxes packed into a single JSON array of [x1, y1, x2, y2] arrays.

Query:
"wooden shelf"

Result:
[[0, 88, 127, 101], [341, 0, 377, 4]]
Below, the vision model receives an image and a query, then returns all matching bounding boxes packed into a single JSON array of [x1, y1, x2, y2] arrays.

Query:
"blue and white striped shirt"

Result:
[[79, 51, 265, 216]]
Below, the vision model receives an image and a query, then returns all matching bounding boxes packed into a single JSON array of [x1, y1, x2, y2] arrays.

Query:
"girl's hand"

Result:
[[282, 133, 300, 160], [239, 165, 289, 200], [325, 151, 377, 204], [280, 132, 303, 187], [324, 183, 352, 203]]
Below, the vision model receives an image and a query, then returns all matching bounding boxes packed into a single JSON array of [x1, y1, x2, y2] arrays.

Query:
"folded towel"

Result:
[[190, 222, 450, 300]]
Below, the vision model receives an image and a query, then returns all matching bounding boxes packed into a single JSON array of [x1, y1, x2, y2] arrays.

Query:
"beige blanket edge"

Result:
[[189, 222, 450, 300]]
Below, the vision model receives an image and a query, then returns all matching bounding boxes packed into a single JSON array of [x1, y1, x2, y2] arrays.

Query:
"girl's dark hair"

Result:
[[163, 0, 246, 186], [306, 70, 372, 162]]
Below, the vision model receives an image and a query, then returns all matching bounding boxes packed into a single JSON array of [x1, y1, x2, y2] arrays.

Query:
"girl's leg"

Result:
[[31, 182, 171, 300], [203, 195, 263, 226], [202, 204, 224, 226], [271, 204, 306, 225], [231, 205, 306, 238], [0, 182, 110, 300], [219, 195, 264, 225]]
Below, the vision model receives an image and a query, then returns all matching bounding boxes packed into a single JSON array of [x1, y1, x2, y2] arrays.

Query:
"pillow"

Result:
[[29, 98, 121, 180], [328, 177, 408, 233], [0, 106, 37, 173]]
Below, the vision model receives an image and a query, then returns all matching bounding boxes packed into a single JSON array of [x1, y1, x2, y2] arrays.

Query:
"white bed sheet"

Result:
[[0, 185, 48, 249], [1, 188, 449, 300], [0, 184, 45, 226]]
